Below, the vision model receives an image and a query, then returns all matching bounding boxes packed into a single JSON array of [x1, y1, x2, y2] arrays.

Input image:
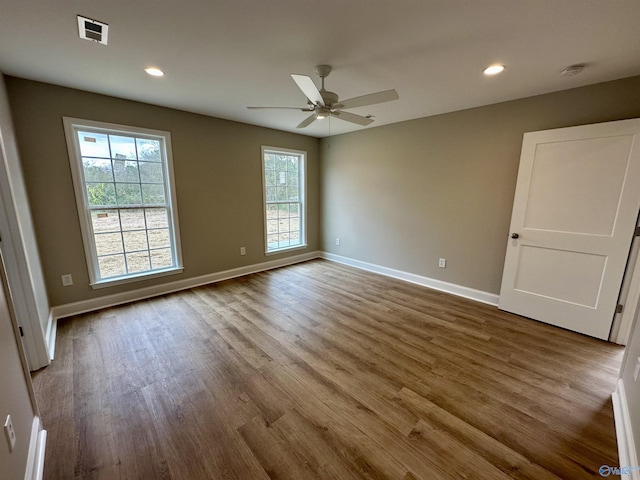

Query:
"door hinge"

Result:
[[18, 326, 24, 337], [616, 304, 624, 314], [635, 226, 640, 237]]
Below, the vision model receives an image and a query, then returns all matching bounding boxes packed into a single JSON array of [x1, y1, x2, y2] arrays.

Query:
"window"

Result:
[[63, 118, 182, 287], [262, 147, 306, 253]]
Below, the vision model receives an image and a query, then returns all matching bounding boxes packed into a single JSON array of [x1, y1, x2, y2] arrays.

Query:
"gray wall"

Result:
[[5, 77, 320, 307], [320, 75, 640, 295]]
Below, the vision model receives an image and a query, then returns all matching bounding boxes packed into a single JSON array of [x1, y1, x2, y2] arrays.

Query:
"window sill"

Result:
[[264, 244, 308, 256], [90, 266, 184, 289]]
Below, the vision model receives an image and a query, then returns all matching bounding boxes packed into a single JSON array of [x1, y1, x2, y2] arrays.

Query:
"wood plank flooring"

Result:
[[31, 259, 625, 479]]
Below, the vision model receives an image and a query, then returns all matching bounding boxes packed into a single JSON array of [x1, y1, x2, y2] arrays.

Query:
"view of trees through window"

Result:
[[80, 133, 165, 207]]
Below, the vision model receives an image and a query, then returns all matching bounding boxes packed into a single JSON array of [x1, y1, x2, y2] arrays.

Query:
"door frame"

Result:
[[613, 222, 640, 344]]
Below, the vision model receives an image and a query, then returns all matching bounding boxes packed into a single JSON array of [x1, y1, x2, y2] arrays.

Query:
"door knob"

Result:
[[511, 233, 519, 239]]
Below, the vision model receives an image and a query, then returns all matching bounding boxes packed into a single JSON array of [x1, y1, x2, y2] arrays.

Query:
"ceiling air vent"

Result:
[[77, 15, 109, 45]]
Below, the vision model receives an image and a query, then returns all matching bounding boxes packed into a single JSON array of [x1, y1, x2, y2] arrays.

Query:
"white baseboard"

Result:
[[51, 251, 321, 320], [24, 417, 46, 480], [320, 252, 500, 307], [613, 379, 640, 480]]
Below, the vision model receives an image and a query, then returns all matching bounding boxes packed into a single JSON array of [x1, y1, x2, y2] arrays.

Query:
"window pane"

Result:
[[123, 230, 148, 251], [91, 210, 120, 233], [95, 232, 123, 255], [276, 187, 287, 201], [120, 209, 145, 231], [79, 132, 110, 158], [264, 153, 275, 170], [290, 204, 300, 218], [287, 187, 299, 201], [87, 183, 116, 206], [267, 234, 278, 250], [148, 229, 170, 248], [289, 172, 299, 186], [264, 170, 276, 186], [83, 158, 113, 182], [266, 204, 277, 219], [267, 219, 278, 234], [278, 235, 290, 248], [116, 183, 142, 205], [113, 160, 140, 183], [278, 204, 290, 219], [141, 184, 166, 204], [145, 208, 169, 228], [276, 155, 288, 171], [98, 254, 126, 278], [109, 135, 137, 160], [139, 162, 164, 183], [279, 218, 290, 233], [151, 249, 172, 269], [136, 139, 161, 162], [126, 252, 150, 273], [265, 186, 276, 202]]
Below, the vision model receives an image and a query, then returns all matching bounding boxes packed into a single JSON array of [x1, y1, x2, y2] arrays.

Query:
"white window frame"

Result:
[[261, 146, 307, 255], [63, 117, 183, 288]]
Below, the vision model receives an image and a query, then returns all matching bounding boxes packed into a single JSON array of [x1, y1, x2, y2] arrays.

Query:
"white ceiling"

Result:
[[1, 1, 639, 138]]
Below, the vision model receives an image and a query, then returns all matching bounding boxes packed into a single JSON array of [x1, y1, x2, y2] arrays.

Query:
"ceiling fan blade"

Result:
[[291, 74, 325, 106], [296, 114, 317, 129], [332, 111, 374, 126], [247, 106, 313, 111], [334, 89, 399, 110]]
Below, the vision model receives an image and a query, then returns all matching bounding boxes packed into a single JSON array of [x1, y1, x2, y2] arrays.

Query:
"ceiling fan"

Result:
[[248, 65, 399, 129]]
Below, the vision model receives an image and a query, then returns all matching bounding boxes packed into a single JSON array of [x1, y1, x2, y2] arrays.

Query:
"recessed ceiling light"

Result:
[[145, 67, 164, 77], [483, 64, 505, 76]]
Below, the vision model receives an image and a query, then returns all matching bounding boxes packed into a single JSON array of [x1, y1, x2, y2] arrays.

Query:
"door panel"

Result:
[[523, 136, 632, 235], [499, 118, 640, 340], [514, 246, 606, 307]]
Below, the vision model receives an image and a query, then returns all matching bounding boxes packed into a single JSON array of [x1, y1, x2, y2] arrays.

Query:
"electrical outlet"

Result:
[[240, 247, 246, 256], [4, 415, 15, 453], [61, 274, 73, 286], [335, 238, 340, 246], [439, 258, 446, 268], [634, 357, 640, 382]]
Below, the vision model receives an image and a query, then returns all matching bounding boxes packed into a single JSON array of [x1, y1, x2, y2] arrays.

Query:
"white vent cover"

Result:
[[77, 15, 108, 45]]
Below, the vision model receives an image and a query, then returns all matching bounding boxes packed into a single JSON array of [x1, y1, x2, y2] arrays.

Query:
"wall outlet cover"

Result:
[[4, 414, 15, 453]]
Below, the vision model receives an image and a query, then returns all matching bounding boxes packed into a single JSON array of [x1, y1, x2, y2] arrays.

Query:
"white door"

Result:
[[499, 118, 640, 340]]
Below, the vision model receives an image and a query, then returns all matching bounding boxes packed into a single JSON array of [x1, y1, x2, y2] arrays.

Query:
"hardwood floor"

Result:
[[32, 259, 624, 479]]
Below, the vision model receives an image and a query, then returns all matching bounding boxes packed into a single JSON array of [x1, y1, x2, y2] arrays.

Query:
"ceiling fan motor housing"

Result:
[[321, 90, 339, 107]]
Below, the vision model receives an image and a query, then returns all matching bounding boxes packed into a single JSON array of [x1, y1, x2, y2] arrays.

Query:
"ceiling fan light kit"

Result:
[[248, 64, 399, 129]]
